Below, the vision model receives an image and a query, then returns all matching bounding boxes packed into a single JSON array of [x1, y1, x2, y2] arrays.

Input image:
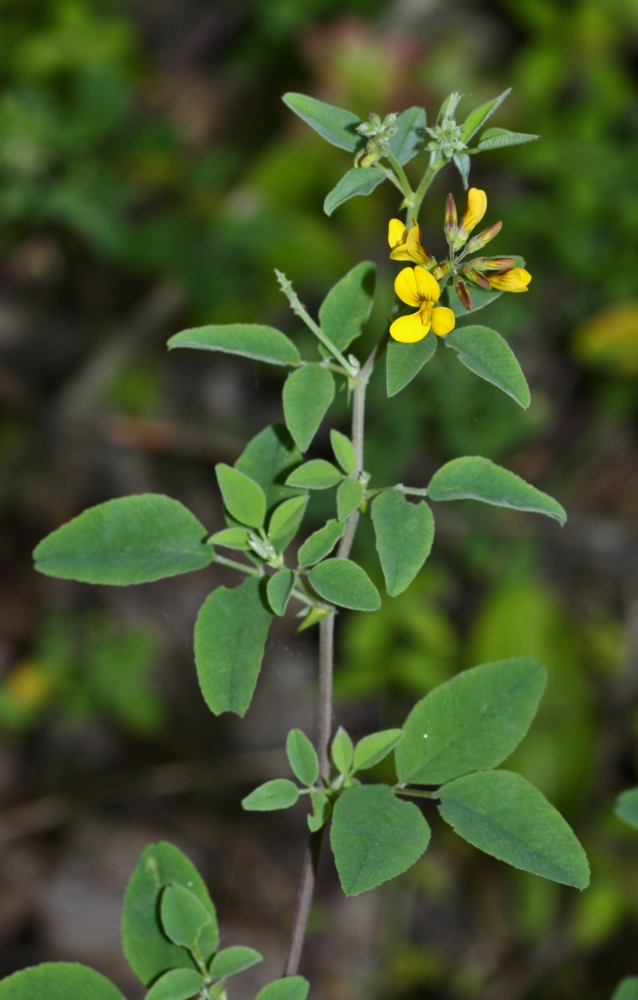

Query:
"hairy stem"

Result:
[[410, 162, 441, 224], [385, 153, 414, 207], [283, 352, 374, 976]]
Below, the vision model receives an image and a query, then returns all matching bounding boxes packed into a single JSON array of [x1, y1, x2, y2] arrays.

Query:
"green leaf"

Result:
[[122, 842, 218, 986], [286, 460, 343, 490], [395, 657, 547, 785], [612, 979, 638, 1000], [297, 519, 345, 567], [167, 324, 300, 367], [160, 885, 214, 953], [475, 127, 539, 152], [254, 977, 309, 1000], [33, 495, 212, 585], [209, 527, 251, 551], [146, 969, 204, 1000], [319, 262, 376, 352], [308, 792, 332, 832], [337, 479, 364, 521], [194, 577, 273, 717], [386, 334, 437, 397], [324, 167, 386, 216], [615, 787, 638, 830], [371, 492, 434, 596], [242, 778, 299, 811], [283, 365, 335, 453], [235, 424, 303, 513], [0, 964, 125, 1000], [446, 255, 526, 317], [331, 785, 431, 895], [354, 729, 404, 771], [460, 88, 511, 143], [330, 430, 356, 475], [428, 456, 567, 525], [438, 770, 590, 888], [453, 152, 471, 189], [444, 325, 530, 408], [282, 92, 361, 151], [388, 106, 426, 165], [307, 558, 380, 611], [331, 726, 354, 774], [267, 569, 295, 616], [268, 495, 308, 549], [215, 464, 266, 529], [208, 947, 262, 980], [286, 729, 319, 786]]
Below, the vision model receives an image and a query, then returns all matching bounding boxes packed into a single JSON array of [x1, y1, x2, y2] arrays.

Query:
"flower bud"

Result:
[[465, 220, 502, 253], [444, 193, 458, 245], [432, 261, 451, 281], [461, 264, 492, 290], [472, 256, 516, 272], [453, 276, 473, 311], [454, 188, 488, 248]]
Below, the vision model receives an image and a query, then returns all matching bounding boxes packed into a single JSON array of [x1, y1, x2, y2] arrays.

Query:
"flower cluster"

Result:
[[387, 188, 532, 343]]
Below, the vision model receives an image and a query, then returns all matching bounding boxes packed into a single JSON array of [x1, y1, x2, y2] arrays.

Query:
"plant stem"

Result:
[[283, 351, 374, 976], [385, 153, 414, 206], [275, 270, 358, 377], [410, 162, 441, 224], [209, 551, 260, 576]]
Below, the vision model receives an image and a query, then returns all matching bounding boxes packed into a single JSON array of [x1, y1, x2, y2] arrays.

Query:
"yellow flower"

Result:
[[487, 267, 532, 293], [456, 187, 488, 243], [390, 267, 456, 343], [387, 218, 434, 266]]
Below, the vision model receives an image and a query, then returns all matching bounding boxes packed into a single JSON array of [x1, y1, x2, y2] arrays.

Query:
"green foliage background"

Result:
[[1, 1, 638, 998]]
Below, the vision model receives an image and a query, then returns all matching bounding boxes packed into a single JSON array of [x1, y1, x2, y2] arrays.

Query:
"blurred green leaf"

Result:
[[0, 964, 125, 1000], [336, 478, 363, 521], [146, 969, 204, 1000], [208, 947, 262, 980], [388, 107, 426, 165], [286, 729, 319, 786], [266, 568, 295, 616]]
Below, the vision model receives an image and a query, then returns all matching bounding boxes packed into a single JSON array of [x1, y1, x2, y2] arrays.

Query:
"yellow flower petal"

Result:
[[488, 267, 532, 292], [459, 187, 488, 237], [431, 306, 456, 336], [389, 245, 416, 262], [405, 222, 430, 264], [413, 266, 441, 304], [390, 311, 430, 343], [394, 267, 422, 307], [388, 218, 407, 249]]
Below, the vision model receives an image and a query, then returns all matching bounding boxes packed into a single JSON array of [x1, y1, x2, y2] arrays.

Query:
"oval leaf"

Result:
[[167, 324, 300, 367], [395, 657, 547, 785], [388, 106, 426, 165], [444, 325, 530, 408], [209, 946, 262, 980], [267, 569, 295, 617], [283, 365, 335, 453], [324, 167, 386, 216], [330, 429, 356, 475], [0, 964, 125, 1000], [160, 885, 213, 951], [331, 726, 354, 774], [612, 980, 638, 1000], [235, 424, 303, 513], [216, 464, 266, 528], [354, 729, 404, 771], [475, 128, 539, 152], [286, 459, 343, 490], [386, 334, 437, 397], [122, 841, 218, 986], [331, 785, 431, 895], [194, 577, 273, 717], [615, 787, 638, 830], [146, 969, 204, 1000], [254, 977, 309, 1000], [268, 495, 308, 542], [371, 492, 434, 596], [307, 558, 380, 611], [337, 479, 364, 521], [33, 495, 212, 585], [297, 519, 345, 567], [286, 729, 319, 786], [308, 791, 332, 832], [427, 456, 566, 525], [209, 527, 251, 551], [319, 262, 376, 352], [438, 770, 590, 889], [242, 778, 299, 811], [282, 93, 361, 151]]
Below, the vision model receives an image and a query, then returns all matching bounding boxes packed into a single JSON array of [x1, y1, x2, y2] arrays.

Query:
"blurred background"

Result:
[[1, 0, 638, 997]]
